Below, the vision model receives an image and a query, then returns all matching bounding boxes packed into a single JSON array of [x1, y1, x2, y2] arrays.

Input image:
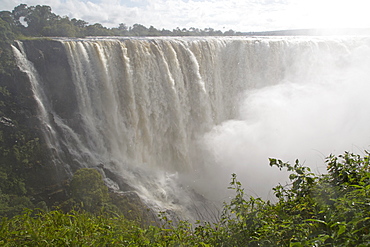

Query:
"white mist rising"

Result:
[[200, 37, 370, 200]]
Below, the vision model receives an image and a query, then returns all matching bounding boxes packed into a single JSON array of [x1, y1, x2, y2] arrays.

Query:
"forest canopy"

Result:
[[0, 3, 242, 38]]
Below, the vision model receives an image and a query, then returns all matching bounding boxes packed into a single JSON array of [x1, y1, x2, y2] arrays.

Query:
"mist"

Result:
[[199, 38, 370, 201]]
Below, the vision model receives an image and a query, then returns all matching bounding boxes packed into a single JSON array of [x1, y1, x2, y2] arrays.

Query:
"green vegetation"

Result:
[[0, 151, 369, 246], [217, 152, 370, 246], [1, 4, 243, 39], [60, 168, 157, 226], [69, 168, 109, 211], [0, 85, 47, 218]]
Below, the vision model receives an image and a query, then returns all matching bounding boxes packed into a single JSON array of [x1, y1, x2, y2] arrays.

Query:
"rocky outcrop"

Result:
[[0, 40, 71, 208], [21, 40, 78, 120]]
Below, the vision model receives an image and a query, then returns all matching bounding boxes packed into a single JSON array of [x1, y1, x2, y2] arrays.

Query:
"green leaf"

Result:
[[290, 242, 303, 247], [337, 224, 346, 236], [303, 219, 327, 225]]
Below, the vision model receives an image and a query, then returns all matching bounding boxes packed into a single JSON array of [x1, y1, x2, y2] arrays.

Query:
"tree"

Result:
[[0, 13, 17, 74], [224, 29, 235, 36], [160, 28, 172, 36], [71, 18, 88, 28], [69, 168, 109, 212], [11, 4, 28, 25], [85, 23, 113, 36], [42, 17, 78, 37], [112, 23, 128, 36], [23, 5, 57, 36], [188, 27, 200, 36], [118, 23, 127, 31], [148, 25, 160, 36], [130, 23, 149, 36]]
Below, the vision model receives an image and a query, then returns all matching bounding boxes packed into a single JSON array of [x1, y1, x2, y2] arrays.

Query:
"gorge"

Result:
[[11, 36, 370, 220]]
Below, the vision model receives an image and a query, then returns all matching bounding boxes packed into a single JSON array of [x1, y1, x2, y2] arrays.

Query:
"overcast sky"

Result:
[[0, 0, 368, 32]]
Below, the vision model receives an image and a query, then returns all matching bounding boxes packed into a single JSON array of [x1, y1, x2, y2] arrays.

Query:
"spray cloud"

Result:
[[201, 37, 370, 200]]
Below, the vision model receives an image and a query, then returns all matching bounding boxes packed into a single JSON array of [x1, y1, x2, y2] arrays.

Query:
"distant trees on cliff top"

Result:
[[0, 4, 243, 38]]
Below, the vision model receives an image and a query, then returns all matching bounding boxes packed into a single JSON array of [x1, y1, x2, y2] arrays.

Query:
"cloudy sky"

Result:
[[0, 0, 368, 32]]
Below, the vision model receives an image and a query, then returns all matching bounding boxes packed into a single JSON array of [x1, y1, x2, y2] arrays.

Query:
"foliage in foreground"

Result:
[[218, 152, 370, 246], [1, 151, 369, 246]]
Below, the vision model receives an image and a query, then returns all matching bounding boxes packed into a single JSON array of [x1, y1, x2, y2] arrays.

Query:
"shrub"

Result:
[[69, 168, 109, 212]]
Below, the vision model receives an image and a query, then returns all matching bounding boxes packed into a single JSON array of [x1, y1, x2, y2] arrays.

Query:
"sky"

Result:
[[0, 0, 369, 33]]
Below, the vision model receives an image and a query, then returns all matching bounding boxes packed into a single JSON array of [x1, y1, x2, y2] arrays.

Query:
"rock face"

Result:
[[21, 40, 78, 121], [0, 42, 69, 207]]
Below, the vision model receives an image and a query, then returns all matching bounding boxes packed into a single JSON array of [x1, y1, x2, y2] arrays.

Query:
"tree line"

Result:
[[1, 4, 243, 38]]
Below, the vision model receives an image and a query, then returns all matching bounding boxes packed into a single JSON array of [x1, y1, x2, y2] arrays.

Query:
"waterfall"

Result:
[[13, 36, 370, 218], [12, 42, 67, 175]]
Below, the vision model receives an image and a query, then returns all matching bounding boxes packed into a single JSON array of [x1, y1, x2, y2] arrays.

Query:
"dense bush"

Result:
[[0, 210, 146, 246], [69, 168, 109, 212], [0, 85, 46, 218], [0, 151, 369, 246], [213, 152, 370, 246]]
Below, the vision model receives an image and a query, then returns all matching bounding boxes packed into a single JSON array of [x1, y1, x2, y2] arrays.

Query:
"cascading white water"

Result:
[[13, 36, 370, 218], [11, 42, 68, 174]]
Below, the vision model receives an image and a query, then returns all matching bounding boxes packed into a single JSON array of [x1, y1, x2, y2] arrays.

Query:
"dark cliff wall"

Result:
[[0, 40, 76, 208], [21, 40, 78, 120]]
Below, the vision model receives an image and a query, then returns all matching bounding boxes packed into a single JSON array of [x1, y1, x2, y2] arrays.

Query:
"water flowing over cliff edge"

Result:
[[12, 36, 370, 220]]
